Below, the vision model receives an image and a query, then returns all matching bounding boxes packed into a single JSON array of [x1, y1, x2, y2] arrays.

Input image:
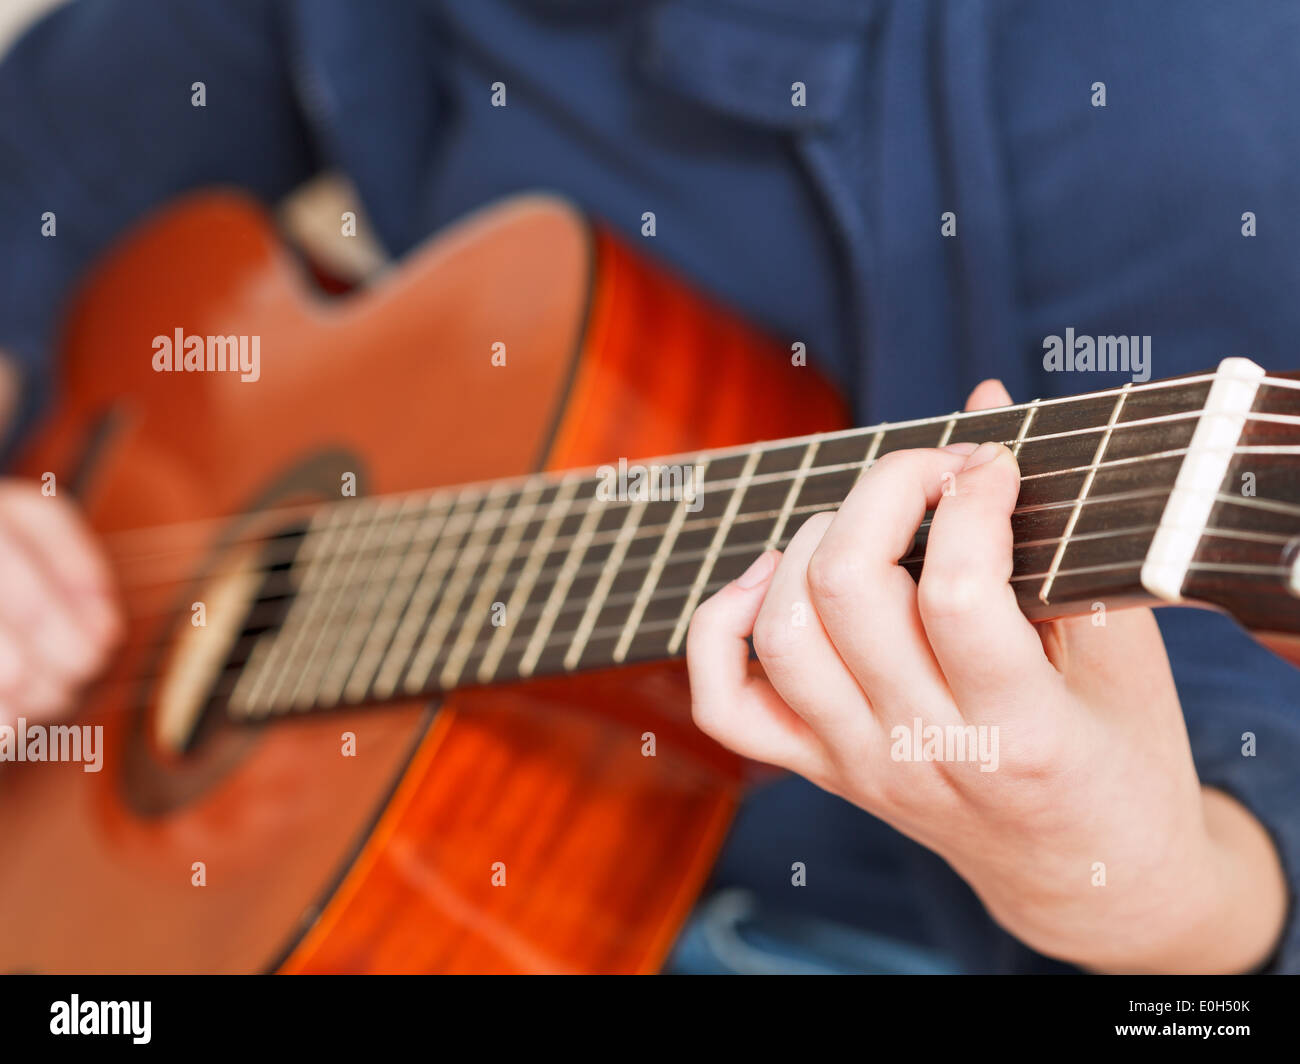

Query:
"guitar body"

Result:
[[0, 193, 845, 973]]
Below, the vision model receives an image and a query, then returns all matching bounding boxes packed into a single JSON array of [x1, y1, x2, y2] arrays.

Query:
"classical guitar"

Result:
[[1, 193, 1297, 974]]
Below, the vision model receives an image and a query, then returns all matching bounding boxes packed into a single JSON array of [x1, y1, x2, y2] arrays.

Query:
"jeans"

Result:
[[666, 888, 961, 975]]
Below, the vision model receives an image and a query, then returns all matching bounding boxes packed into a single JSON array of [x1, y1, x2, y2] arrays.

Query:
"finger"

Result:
[[0, 484, 120, 642], [918, 443, 1062, 715], [15, 666, 74, 723], [1045, 607, 1184, 726], [0, 627, 21, 697], [806, 449, 967, 722], [0, 521, 111, 686], [752, 513, 880, 754], [686, 550, 829, 778], [964, 378, 1013, 412], [0, 640, 74, 724]]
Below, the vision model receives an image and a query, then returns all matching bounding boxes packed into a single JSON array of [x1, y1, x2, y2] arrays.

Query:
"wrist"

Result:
[[1090, 787, 1288, 974]]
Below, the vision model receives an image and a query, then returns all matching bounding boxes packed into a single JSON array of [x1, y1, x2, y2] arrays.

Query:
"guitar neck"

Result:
[[225, 359, 1300, 720]]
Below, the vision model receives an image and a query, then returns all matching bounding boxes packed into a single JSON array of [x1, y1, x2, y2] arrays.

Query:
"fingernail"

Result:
[[962, 442, 1003, 471], [942, 442, 979, 456], [735, 551, 777, 589]]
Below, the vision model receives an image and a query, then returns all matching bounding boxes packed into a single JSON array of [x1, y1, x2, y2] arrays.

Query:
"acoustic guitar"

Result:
[[1, 193, 1297, 974]]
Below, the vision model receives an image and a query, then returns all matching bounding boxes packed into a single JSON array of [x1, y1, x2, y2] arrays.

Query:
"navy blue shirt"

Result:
[[3, 0, 1299, 972]]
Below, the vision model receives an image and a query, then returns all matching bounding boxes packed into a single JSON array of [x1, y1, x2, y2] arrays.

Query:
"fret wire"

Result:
[[476, 475, 583, 684], [565, 498, 648, 669], [439, 480, 547, 690], [116, 400, 1238, 588], [344, 494, 454, 701], [103, 378, 1226, 562], [131, 434, 1195, 605], [667, 449, 762, 654], [514, 501, 1180, 638], [208, 378, 1300, 712], [211, 560, 1284, 717], [398, 408, 1202, 543], [855, 428, 886, 485], [552, 557, 1157, 659], [255, 506, 358, 713], [453, 486, 1193, 684], [103, 361, 1300, 715], [1039, 385, 1131, 604], [403, 483, 518, 694], [234, 463, 1193, 691], [435, 510, 1171, 642], [155, 451, 1172, 614], [282, 498, 390, 710], [767, 440, 820, 549], [614, 455, 709, 663], [460, 519, 1165, 652], [274, 500, 388, 710], [243, 477, 1189, 675], [226, 518, 1282, 713], [367, 540, 1226, 696], [369, 488, 478, 699], [384, 530, 1159, 697], [315, 495, 422, 705], [290, 496, 404, 709], [440, 554, 1160, 683], [519, 481, 605, 678], [229, 506, 338, 716], [936, 418, 956, 447], [1012, 400, 1039, 457], [548, 557, 1150, 654], [248, 503, 358, 714], [633, 371, 1205, 485]]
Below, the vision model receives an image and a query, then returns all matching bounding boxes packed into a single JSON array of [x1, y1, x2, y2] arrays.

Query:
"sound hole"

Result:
[[155, 523, 306, 756], [119, 448, 366, 817]]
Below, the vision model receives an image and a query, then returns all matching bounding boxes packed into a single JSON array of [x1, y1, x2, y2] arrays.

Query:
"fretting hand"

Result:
[[686, 381, 1287, 973]]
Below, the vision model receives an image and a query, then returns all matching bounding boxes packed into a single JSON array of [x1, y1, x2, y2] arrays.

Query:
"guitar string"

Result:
[[161, 471, 1300, 711], [105, 435, 1300, 609], [112, 514, 1292, 649], [109, 463, 1300, 681], [74, 549, 1295, 716], [106, 483, 1164, 627], [95, 374, 1263, 558], [108, 465, 1179, 594], [92, 372, 1300, 564], [229, 564, 1289, 716], [97, 421, 1180, 569], [90, 474, 1299, 717], [100, 407, 1300, 583], [34, 374, 1300, 710], [93, 495, 1295, 690], [101, 400, 1300, 587]]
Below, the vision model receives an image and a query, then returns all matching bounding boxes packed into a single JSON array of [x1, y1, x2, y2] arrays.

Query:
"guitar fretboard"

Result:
[[224, 372, 1242, 720]]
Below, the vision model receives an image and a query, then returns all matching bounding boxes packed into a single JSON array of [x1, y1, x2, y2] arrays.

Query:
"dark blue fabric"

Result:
[[2, 0, 1298, 972]]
